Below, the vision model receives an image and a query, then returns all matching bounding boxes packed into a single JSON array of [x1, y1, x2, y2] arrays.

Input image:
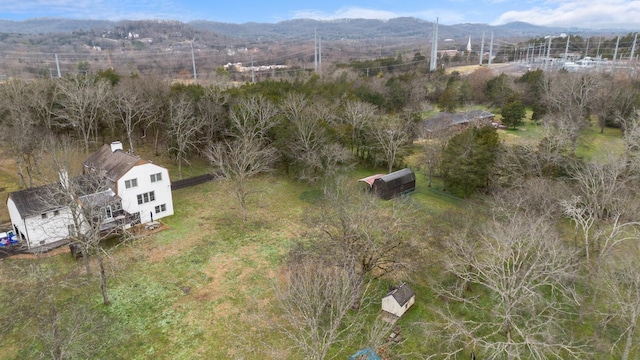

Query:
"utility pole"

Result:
[[319, 35, 322, 76], [538, 42, 543, 61], [251, 54, 255, 84], [314, 28, 318, 72], [613, 35, 620, 64], [190, 41, 197, 84], [630, 33, 637, 61], [584, 37, 590, 58], [479, 31, 485, 66], [55, 54, 61, 78], [564, 35, 570, 61], [430, 18, 439, 71], [488, 32, 494, 67], [545, 36, 553, 71]]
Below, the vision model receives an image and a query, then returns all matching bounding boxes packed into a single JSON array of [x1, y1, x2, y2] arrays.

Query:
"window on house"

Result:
[[41, 213, 47, 219], [155, 204, 167, 214], [150, 172, 163, 183], [137, 191, 156, 205], [125, 178, 138, 189], [53, 210, 60, 216], [101, 206, 113, 220]]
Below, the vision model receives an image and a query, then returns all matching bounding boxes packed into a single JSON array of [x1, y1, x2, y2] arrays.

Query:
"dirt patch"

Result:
[[7, 245, 71, 260]]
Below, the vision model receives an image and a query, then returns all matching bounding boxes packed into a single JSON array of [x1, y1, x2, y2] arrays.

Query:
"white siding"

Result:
[[117, 163, 173, 224], [7, 198, 74, 249], [381, 295, 415, 318]]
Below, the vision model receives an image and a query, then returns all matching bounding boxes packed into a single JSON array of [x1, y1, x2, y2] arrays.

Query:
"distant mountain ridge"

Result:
[[0, 17, 622, 41]]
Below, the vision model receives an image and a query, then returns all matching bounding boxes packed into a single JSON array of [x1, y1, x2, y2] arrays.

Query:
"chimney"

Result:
[[110, 141, 123, 153]]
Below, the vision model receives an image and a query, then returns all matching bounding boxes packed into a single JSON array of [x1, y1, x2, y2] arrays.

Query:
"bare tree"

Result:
[[52, 75, 111, 156], [369, 116, 412, 173], [47, 173, 125, 306], [619, 110, 640, 158], [36, 139, 135, 306], [0, 254, 109, 359], [281, 94, 353, 192], [310, 182, 416, 283], [166, 94, 206, 179], [560, 151, 640, 307], [0, 80, 49, 187], [432, 212, 583, 360], [541, 72, 600, 151], [204, 95, 279, 221], [418, 124, 455, 187], [340, 100, 377, 157], [136, 76, 171, 154], [271, 259, 370, 360], [590, 73, 639, 134], [599, 245, 640, 360], [197, 86, 229, 143], [111, 77, 157, 153]]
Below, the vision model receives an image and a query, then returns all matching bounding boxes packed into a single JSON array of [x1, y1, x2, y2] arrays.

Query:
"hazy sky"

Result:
[[0, 0, 638, 29]]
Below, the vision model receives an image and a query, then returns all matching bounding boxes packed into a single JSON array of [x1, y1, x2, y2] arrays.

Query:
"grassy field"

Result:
[[0, 121, 628, 358], [0, 147, 461, 359]]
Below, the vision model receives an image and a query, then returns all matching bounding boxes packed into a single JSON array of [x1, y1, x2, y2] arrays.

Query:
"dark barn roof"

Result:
[[386, 282, 415, 307], [83, 144, 147, 181], [371, 168, 416, 200]]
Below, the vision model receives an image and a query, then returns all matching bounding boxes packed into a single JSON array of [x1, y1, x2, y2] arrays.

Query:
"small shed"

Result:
[[382, 283, 415, 318], [371, 168, 416, 200]]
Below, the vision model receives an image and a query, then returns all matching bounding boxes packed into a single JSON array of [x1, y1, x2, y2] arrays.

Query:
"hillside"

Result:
[[0, 17, 609, 41]]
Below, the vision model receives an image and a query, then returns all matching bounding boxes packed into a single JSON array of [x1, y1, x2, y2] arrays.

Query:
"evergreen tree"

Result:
[[501, 99, 527, 129], [441, 125, 500, 197]]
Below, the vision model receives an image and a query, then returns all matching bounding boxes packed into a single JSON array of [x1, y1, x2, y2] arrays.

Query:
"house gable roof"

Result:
[[8, 175, 112, 218], [8, 183, 65, 218], [83, 144, 148, 181], [384, 282, 415, 307]]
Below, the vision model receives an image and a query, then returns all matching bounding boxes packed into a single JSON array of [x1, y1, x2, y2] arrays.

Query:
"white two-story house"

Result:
[[83, 141, 174, 225], [7, 141, 173, 250]]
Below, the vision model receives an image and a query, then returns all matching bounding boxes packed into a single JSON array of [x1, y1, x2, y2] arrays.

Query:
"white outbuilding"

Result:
[[381, 283, 415, 318]]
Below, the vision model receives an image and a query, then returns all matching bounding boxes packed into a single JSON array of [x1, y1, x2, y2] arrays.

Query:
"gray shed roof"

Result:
[[385, 282, 415, 307], [424, 110, 494, 131], [83, 144, 147, 181]]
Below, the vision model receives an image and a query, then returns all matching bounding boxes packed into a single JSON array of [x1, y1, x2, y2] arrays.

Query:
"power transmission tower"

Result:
[[479, 31, 485, 66], [430, 18, 439, 71], [190, 41, 197, 84], [55, 54, 61, 78], [488, 32, 494, 67]]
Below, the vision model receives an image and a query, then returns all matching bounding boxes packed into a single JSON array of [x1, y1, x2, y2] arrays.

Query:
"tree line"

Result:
[[2, 61, 640, 358]]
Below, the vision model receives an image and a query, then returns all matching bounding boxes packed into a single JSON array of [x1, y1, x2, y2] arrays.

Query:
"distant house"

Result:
[[7, 141, 173, 250], [359, 168, 416, 200], [382, 283, 415, 318], [423, 110, 495, 132]]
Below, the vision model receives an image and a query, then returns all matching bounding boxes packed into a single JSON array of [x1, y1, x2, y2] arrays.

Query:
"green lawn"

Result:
[[0, 124, 629, 358]]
